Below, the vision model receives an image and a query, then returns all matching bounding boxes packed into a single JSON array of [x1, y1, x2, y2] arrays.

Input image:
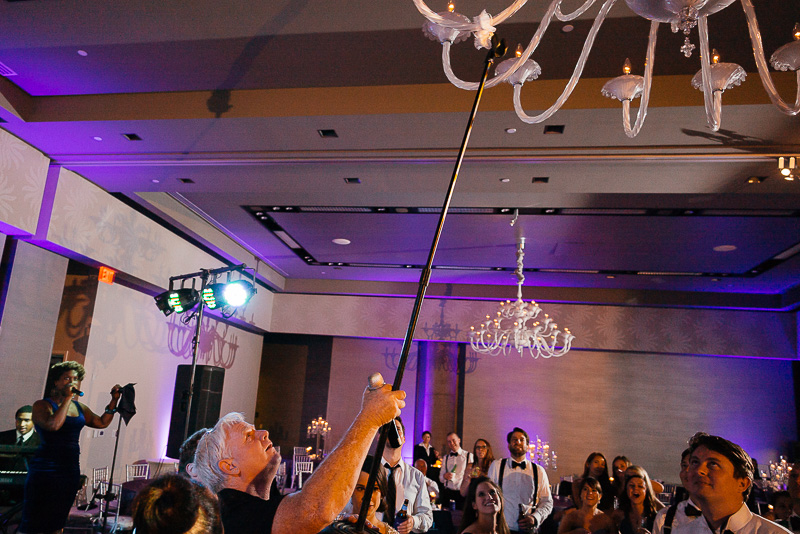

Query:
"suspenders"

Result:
[[498, 459, 539, 507]]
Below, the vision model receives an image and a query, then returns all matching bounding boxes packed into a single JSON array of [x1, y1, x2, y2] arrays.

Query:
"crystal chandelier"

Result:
[[469, 237, 574, 358], [413, 0, 800, 137]]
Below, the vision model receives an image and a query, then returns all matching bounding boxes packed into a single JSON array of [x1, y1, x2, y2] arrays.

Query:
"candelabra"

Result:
[[529, 436, 557, 470], [767, 456, 790, 490], [307, 416, 331, 458]]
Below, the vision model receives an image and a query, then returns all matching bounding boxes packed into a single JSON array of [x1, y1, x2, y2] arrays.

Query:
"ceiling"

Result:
[[1, 0, 800, 311]]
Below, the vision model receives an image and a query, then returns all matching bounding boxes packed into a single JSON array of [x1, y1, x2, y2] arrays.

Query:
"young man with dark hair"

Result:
[[674, 433, 790, 534], [653, 449, 702, 534], [488, 427, 552, 533], [381, 416, 433, 533]]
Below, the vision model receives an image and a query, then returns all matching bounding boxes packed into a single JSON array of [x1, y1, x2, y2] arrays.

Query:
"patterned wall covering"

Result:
[[272, 293, 797, 359], [0, 128, 49, 235], [43, 167, 274, 331], [326, 337, 419, 462], [463, 347, 796, 486], [78, 281, 264, 481]]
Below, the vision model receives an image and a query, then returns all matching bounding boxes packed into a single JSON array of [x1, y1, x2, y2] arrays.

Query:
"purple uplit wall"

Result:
[[464, 347, 795, 485]]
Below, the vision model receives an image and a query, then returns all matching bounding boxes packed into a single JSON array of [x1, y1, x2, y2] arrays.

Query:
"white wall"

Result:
[[77, 280, 264, 481]]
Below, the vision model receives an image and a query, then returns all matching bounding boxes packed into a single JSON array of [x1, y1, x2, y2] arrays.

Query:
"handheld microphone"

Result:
[[71, 387, 84, 397]]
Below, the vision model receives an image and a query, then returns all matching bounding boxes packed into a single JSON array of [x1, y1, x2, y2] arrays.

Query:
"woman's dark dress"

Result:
[[20, 399, 85, 532]]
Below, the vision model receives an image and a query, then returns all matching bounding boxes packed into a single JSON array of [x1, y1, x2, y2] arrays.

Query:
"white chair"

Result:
[[94, 482, 133, 533], [293, 446, 307, 457], [292, 460, 314, 489], [92, 466, 109, 488], [126, 463, 150, 481]]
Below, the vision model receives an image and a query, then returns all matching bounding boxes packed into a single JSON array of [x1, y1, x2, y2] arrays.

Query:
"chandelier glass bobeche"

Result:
[[413, 0, 800, 137], [470, 238, 574, 359]]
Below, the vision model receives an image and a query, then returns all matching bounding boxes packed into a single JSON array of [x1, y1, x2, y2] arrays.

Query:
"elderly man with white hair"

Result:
[[194, 380, 405, 534]]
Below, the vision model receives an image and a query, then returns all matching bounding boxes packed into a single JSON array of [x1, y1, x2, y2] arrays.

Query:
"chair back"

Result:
[[296, 461, 313, 474], [93, 466, 109, 488], [126, 463, 150, 481]]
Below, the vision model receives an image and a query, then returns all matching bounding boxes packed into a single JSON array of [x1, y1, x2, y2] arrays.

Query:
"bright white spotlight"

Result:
[[222, 280, 255, 307]]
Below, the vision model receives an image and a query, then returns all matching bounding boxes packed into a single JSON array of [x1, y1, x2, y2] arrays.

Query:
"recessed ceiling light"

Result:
[[747, 176, 766, 184], [344, 177, 361, 184], [500, 178, 511, 183], [561, 24, 575, 33], [713, 245, 737, 252], [178, 178, 195, 184], [77, 50, 88, 57], [123, 133, 142, 141], [606, 275, 615, 279], [711, 278, 720, 282], [543, 125, 565, 134], [504, 128, 517, 134], [151, 179, 160, 183], [92, 136, 102, 141], [332, 238, 351, 245], [318, 129, 338, 138]]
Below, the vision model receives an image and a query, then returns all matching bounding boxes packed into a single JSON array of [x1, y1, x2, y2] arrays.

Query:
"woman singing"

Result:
[[19, 361, 121, 534]]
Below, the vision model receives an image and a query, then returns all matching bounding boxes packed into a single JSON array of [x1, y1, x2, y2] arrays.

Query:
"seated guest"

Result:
[[612, 466, 664, 534], [132, 473, 222, 534], [764, 491, 793, 529], [572, 453, 615, 511], [342, 455, 398, 534], [414, 431, 439, 471], [459, 476, 510, 534], [179, 427, 210, 481], [414, 459, 440, 502], [193, 381, 404, 534], [675, 432, 790, 534], [461, 439, 496, 497], [611, 456, 632, 502], [558, 477, 614, 534], [653, 449, 701, 534]]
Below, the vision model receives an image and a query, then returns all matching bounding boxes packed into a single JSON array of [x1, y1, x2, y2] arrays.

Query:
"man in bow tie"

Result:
[[654, 448, 703, 534], [673, 432, 790, 534], [380, 416, 433, 533], [487, 427, 552, 534], [439, 432, 470, 509]]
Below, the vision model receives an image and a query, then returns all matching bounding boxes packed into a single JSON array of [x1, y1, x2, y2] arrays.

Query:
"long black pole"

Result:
[[101, 411, 124, 532], [183, 271, 209, 444], [354, 36, 506, 533]]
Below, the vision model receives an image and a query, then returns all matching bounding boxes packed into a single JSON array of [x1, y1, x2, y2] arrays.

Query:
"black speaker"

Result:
[[166, 365, 225, 459]]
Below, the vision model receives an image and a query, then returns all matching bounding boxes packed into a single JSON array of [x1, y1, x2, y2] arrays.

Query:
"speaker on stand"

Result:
[[166, 364, 225, 459]]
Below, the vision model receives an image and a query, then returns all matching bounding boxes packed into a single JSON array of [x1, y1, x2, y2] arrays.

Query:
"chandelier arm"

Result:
[[442, 42, 506, 90], [440, 0, 561, 90], [412, 0, 528, 30], [555, 0, 598, 22], [739, 0, 800, 115], [698, 16, 722, 131], [511, 0, 618, 124], [621, 20, 659, 138]]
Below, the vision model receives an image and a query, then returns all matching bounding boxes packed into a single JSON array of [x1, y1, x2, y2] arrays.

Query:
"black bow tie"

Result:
[[449, 452, 459, 457], [511, 460, 527, 470], [684, 504, 702, 517]]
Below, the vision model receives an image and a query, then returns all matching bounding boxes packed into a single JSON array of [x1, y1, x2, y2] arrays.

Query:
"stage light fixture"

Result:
[[154, 291, 175, 316], [154, 287, 200, 315], [201, 280, 256, 310]]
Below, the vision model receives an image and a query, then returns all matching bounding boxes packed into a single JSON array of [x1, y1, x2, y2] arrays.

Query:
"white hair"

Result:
[[193, 412, 246, 492]]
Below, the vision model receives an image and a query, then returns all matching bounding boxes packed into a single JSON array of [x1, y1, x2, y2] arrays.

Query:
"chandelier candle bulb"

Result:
[[623, 58, 632, 74]]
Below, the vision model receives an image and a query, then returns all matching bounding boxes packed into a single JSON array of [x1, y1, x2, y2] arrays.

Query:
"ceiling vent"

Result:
[[318, 129, 338, 138], [543, 125, 565, 134], [0, 61, 17, 77], [178, 178, 195, 184], [123, 133, 142, 141], [343, 177, 361, 184]]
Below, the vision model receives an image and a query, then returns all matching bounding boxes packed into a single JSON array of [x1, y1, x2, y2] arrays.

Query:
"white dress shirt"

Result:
[[383, 459, 434, 533], [439, 448, 471, 491], [673, 503, 791, 534], [17, 429, 35, 444], [653, 498, 702, 534], [488, 457, 553, 530]]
